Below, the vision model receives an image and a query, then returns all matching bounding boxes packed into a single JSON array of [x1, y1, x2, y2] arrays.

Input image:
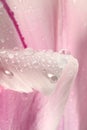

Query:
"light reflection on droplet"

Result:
[[47, 73, 58, 83], [13, 47, 19, 51], [8, 54, 14, 59], [14, 6, 17, 9], [19, 69, 23, 72], [59, 49, 71, 55], [4, 70, 14, 77]]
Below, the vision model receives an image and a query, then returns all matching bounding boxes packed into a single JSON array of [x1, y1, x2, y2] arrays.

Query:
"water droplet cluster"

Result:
[[0, 48, 69, 83]]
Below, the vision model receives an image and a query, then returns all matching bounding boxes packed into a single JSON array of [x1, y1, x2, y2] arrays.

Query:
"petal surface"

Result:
[[57, 0, 87, 130], [6, 0, 58, 50], [0, 1, 25, 49]]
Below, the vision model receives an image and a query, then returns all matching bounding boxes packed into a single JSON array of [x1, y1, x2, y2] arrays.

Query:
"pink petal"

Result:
[[57, 0, 87, 130], [0, 0, 25, 49], [6, 0, 58, 50], [0, 0, 79, 129], [57, 0, 87, 52]]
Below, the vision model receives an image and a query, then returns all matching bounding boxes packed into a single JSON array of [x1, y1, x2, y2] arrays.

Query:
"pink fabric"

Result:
[[0, 0, 86, 129]]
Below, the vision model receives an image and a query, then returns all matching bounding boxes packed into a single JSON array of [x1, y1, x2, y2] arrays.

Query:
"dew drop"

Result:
[[47, 73, 58, 83], [32, 60, 39, 68], [59, 49, 71, 55], [19, 69, 23, 72], [8, 54, 14, 59], [4, 70, 14, 77], [13, 47, 19, 51], [14, 6, 17, 9]]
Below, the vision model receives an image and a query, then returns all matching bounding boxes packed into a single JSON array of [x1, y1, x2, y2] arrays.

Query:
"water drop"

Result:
[[14, 6, 17, 9], [13, 47, 19, 51], [59, 49, 71, 55], [4, 70, 14, 77], [32, 60, 38, 68], [19, 69, 23, 72], [8, 54, 14, 59], [47, 73, 58, 83]]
